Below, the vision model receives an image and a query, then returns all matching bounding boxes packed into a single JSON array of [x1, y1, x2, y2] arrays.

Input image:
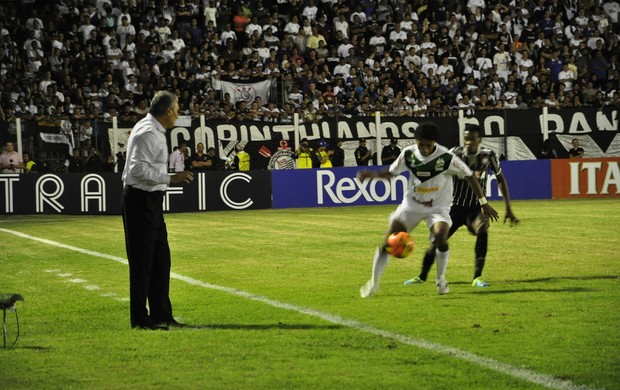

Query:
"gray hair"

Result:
[[149, 90, 177, 117]]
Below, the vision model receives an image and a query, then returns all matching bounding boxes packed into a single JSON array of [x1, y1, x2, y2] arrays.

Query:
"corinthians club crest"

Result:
[[268, 140, 295, 170], [235, 85, 256, 103]]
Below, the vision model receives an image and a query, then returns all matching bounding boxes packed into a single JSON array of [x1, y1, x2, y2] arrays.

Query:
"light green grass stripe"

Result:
[[0, 227, 601, 390]]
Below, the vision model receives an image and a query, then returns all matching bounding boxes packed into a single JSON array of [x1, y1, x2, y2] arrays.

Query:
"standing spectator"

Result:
[[168, 143, 186, 172], [317, 139, 333, 168], [64, 148, 84, 173], [22, 152, 37, 173], [190, 142, 210, 171], [294, 138, 316, 169], [205, 147, 223, 170], [354, 138, 372, 166], [331, 139, 345, 167], [116, 16, 135, 50], [381, 138, 401, 165], [568, 138, 585, 158], [334, 12, 349, 40], [368, 29, 387, 56], [0, 141, 24, 173], [121, 91, 193, 330], [231, 143, 250, 171], [204, 1, 218, 28], [540, 138, 558, 159], [493, 44, 512, 82], [547, 51, 563, 86], [84, 147, 103, 172], [558, 63, 575, 92]]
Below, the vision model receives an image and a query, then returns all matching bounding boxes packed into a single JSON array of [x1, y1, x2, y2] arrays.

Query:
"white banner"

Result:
[[107, 127, 132, 156], [40, 132, 74, 154], [220, 79, 274, 104]]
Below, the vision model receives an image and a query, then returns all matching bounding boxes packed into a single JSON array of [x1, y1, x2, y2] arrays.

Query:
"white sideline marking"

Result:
[[0, 227, 599, 390], [68, 278, 86, 283]]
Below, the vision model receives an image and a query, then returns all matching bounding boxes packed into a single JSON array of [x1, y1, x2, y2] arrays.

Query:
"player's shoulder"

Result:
[[450, 145, 466, 156], [478, 146, 498, 158], [434, 144, 454, 158]]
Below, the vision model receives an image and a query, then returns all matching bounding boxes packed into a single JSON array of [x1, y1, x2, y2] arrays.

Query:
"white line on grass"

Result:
[[1, 227, 599, 390]]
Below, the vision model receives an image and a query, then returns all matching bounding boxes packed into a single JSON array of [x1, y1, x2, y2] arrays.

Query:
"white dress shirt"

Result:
[[169, 149, 185, 173], [122, 113, 171, 192]]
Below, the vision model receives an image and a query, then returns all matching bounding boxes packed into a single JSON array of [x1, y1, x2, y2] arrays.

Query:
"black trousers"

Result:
[[121, 186, 174, 326]]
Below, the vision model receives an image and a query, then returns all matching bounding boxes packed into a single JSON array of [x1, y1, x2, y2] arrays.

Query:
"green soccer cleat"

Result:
[[403, 276, 425, 285], [472, 277, 489, 288]]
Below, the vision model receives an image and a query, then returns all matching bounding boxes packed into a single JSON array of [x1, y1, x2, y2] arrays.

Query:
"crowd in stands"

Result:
[[0, 0, 619, 130]]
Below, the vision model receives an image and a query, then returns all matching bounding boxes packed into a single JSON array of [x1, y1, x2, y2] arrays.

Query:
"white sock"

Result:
[[371, 247, 390, 286], [435, 248, 449, 279]]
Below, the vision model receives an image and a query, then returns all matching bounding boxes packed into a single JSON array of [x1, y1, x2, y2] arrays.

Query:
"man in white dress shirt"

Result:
[[122, 91, 193, 330]]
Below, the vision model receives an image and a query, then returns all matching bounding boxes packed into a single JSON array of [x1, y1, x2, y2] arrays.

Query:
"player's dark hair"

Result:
[[149, 90, 177, 117], [415, 122, 439, 141], [465, 124, 482, 137]]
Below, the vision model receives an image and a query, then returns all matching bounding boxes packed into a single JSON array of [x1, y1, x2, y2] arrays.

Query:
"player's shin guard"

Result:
[[371, 247, 390, 285], [435, 244, 449, 279], [474, 231, 488, 279]]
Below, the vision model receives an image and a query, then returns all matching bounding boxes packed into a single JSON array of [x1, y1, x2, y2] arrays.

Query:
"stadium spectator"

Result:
[[568, 138, 585, 158], [316, 139, 332, 168], [64, 148, 84, 173], [231, 143, 250, 171], [190, 142, 210, 171], [168, 143, 186, 173], [354, 138, 372, 166], [381, 138, 401, 165], [540, 138, 558, 159], [0, 141, 24, 173], [294, 138, 316, 169], [22, 152, 37, 173]]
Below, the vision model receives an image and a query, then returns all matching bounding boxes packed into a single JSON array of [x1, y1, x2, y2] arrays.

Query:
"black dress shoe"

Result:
[[162, 320, 188, 328], [132, 322, 169, 331]]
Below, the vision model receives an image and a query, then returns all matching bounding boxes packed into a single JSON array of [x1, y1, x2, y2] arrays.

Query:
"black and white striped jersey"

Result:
[[450, 146, 502, 207]]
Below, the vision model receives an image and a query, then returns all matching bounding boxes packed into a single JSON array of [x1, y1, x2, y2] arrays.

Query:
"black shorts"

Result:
[[449, 205, 482, 236]]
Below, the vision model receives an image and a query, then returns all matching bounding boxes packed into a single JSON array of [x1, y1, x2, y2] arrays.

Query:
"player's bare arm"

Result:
[[465, 174, 499, 221], [497, 173, 519, 226], [356, 168, 392, 180]]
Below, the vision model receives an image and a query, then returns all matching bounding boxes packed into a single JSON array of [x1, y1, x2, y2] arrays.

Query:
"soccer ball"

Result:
[[385, 231, 415, 258]]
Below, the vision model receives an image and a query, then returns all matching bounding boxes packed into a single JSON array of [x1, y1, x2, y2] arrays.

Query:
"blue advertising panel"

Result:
[[272, 167, 407, 209], [272, 160, 552, 209], [483, 160, 552, 200]]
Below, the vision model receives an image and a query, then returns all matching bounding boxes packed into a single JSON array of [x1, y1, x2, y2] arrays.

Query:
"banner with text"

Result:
[[551, 157, 620, 198]]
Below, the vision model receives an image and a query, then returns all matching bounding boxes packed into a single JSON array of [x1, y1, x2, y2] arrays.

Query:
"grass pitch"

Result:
[[0, 199, 618, 389]]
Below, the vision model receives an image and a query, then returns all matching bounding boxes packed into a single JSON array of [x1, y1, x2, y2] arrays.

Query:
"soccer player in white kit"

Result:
[[358, 122, 498, 297]]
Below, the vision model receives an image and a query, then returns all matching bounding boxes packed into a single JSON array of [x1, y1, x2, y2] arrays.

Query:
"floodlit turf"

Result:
[[0, 199, 618, 389]]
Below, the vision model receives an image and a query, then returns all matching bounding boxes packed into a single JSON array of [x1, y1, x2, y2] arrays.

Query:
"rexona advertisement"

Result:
[[270, 162, 552, 209]]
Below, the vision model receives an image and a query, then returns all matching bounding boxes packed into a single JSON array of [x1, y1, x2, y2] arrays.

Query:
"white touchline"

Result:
[[0, 227, 599, 390]]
